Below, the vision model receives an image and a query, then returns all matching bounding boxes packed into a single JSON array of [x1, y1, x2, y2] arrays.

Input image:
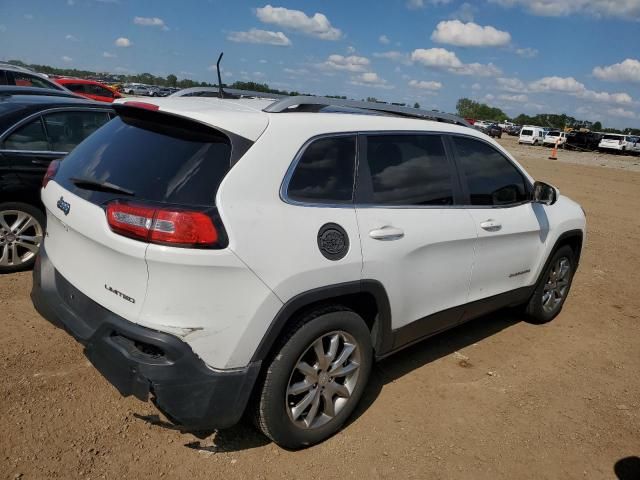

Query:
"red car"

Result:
[[54, 78, 121, 103]]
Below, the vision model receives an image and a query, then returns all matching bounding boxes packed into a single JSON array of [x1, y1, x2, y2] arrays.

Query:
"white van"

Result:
[[543, 130, 567, 147], [519, 126, 545, 145]]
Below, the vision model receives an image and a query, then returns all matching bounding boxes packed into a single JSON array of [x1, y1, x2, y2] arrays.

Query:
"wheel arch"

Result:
[[250, 280, 393, 364]]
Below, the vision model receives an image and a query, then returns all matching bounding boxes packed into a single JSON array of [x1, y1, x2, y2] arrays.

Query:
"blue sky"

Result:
[[1, 0, 639, 128]]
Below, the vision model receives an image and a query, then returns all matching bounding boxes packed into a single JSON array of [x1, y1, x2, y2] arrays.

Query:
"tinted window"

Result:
[[287, 136, 356, 204], [85, 84, 113, 97], [0, 70, 8, 85], [43, 110, 111, 152], [12, 72, 57, 89], [56, 115, 231, 207], [521, 129, 533, 136], [453, 136, 528, 206], [363, 134, 453, 206], [2, 117, 49, 151], [65, 83, 86, 93]]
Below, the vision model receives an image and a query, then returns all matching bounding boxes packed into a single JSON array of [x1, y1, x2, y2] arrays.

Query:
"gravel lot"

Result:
[[2, 135, 639, 479]]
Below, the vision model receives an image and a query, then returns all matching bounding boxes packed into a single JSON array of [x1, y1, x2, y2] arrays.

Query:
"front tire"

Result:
[[0, 202, 45, 274], [525, 245, 576, 324], [252, 307, 372, 449]]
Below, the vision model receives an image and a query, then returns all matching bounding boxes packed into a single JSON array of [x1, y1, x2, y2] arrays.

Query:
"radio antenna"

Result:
[[216, 52, 224, 98]]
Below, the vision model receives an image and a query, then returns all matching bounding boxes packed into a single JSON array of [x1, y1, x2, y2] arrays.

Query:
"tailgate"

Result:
[[42, 181, 149, 321]]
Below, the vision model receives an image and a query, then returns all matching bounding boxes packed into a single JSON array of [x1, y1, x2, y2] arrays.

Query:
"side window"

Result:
[[287, 136, 356, 204], [66, 83, 86, 93], [452, 136, 528, 206], [12, 72, 55, 89], [362, 134, 454, 206], [0, 70, 9, 85], [43, 111, 111, 152], [2, 117, 49, 151]]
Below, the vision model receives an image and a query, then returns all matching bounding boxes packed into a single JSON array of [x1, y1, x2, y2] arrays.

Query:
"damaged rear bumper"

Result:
[[31, 246, 260, 430]]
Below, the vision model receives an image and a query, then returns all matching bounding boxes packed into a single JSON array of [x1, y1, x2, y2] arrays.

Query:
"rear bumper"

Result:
[[31, 246, 260, 430]]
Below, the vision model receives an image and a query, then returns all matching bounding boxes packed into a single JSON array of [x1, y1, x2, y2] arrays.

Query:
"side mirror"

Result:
[[533, 181, 558, 205]]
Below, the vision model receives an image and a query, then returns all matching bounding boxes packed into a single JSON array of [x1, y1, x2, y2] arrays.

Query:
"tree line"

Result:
[[456, 98, 638, 135]]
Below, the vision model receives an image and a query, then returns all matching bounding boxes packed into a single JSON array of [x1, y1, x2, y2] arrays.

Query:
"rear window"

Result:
[[546, 131, 559, 137], [521, 129, 533, 136], [603, 134, 622, 140], [56, 114, 231, 207]]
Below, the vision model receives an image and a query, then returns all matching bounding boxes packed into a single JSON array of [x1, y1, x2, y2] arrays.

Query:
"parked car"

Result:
[[124, 84, 158, 97], [626, 136, 640, 155], [0, 63, 70, 92], [32, 95, 585, 449], [505, 125, 521, 136], [519, 126, 545, 145], [543, 130, 567, 148], [0, 90, 113, 272], [598, 134, 635, 154], [565, 130, 602, 151], [486, 123, 502, 138], [54, 78, 122, 103]]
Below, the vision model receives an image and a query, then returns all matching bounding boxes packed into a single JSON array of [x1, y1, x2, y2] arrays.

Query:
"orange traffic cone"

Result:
[[549, 138, 559, 160]]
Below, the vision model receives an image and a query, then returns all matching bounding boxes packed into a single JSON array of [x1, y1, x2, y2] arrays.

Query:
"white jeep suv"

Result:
[[31, 95, 586, 449]]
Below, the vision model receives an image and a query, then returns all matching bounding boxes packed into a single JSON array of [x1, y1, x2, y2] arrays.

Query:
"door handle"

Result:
[[369, 226, 405, 241], [480, 219, 502, 232]]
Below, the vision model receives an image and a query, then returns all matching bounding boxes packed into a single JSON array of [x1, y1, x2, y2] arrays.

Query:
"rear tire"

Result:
[[252, 307, 372, 449], [525, 245, 576, 324], [0, 202, 45, 274]]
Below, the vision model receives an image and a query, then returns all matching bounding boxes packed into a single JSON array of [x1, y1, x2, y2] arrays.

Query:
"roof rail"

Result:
[[263, 96, 470, 127], [169, 86, 286, 100]]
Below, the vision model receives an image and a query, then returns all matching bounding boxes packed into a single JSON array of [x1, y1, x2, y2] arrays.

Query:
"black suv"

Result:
[[565, 131, 602, 151], [0, 89, 113, 272]]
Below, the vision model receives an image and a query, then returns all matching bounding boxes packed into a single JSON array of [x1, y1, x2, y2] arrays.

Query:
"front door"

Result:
[[449, 135, 545, 302]]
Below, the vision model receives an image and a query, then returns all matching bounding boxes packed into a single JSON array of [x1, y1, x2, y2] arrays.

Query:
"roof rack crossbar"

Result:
[[263, 96, 469, 126]]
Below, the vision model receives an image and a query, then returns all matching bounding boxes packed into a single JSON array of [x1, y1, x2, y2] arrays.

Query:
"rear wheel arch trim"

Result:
[[250, 280, 392, 363]]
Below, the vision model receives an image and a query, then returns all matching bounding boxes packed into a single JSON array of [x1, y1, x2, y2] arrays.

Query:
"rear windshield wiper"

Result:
[[70, 177, 135, 196]]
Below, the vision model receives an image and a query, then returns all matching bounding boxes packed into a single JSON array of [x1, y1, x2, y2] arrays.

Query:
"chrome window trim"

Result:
[[280, 129, 534, 210], [0, 149, 69, 155]]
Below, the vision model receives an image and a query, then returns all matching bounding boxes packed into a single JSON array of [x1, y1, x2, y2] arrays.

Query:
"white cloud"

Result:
[[0, 25, 6, 32], [346, 45, 356, 54], [227, 29, 291, 46], [471, 83, 482, 90], [497, 77, 525, 92], [529, 76, 633, 105], [67, 0, 74, 5], [408, 79, 442, 90], [319, 54, 370, 73], [350, 72, 392, 89], [114, 37, 132, 47], [488, 0, 640, 20], [284, 67, 309, 76], [593, 58, 640, 83], [65, 34, 78, 41], [61, 56, 73, 63], [133, 16, 169, 31], [411, 48, 501, 76], [379, 35, 390, 45], [103, 51, 117, 58], [24, 14, 33, 20], [373, 51, 412, 65], [259, 59, 268, 64], [607, 107, 636, 119], [407, 0, 453, 10], [499, 93, 528, 102], [515, 47, 538, 58], [431, 20, 511, 47], [450, 2, 476, 22], [256, 5, 342, 40]]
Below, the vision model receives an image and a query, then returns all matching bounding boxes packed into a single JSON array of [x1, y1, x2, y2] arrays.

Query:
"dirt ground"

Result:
[[2, 135, 639, 480]]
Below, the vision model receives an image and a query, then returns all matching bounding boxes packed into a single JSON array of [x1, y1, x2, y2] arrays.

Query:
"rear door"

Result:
[[449, 135, 544, 302], [355, 133, 477, 336]]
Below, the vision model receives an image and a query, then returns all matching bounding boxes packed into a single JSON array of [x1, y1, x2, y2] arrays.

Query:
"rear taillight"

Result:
[[42, 160, 60, 188], [106, 201, 220, 248]]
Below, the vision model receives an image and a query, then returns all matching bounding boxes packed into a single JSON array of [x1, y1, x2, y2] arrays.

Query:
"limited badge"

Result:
[[317, 223, 349, 261]]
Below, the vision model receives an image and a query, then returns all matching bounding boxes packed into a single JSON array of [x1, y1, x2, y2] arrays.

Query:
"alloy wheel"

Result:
[[0, 210, 44, 268], [286, 331, 361, 429], [542, 257, 571, 313]]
